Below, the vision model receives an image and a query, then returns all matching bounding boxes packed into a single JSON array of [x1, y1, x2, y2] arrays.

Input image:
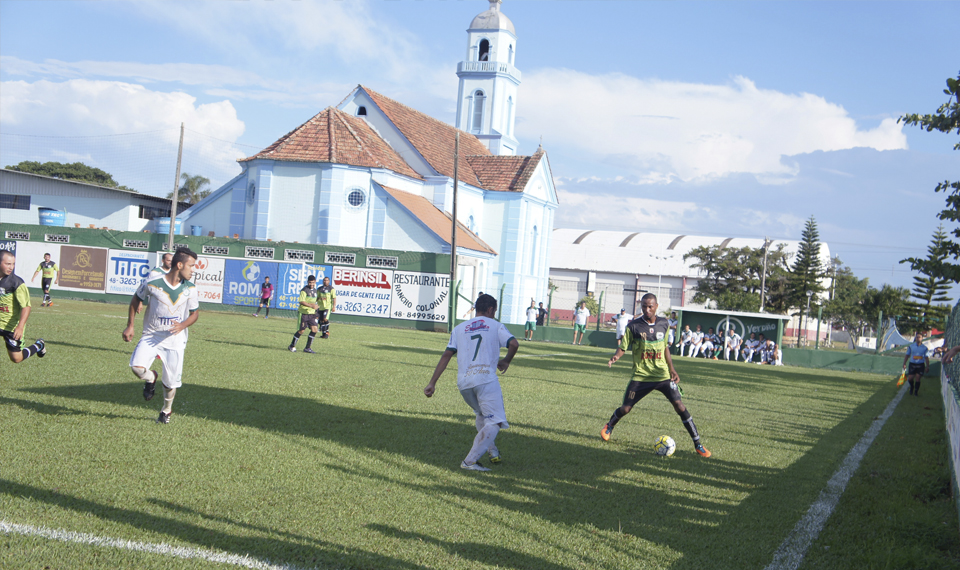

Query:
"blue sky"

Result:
[[1, 0, 958, 295]]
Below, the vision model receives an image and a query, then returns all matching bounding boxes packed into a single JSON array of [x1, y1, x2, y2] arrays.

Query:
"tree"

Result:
[[823, 263, 910, 344], [166, 173, 211, 204], [683, 243, 790, 313], [5, 160, 135, 191], [575, 296, 599, 323], [899, 225, 953, 332], [899, 72, 960, 281], [788, 216, 826, 345]]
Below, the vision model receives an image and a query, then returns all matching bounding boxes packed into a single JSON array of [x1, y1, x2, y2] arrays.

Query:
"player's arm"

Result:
[[54, 265, 60, 285], [608, 347, 626, 368], [330, 291, 336, 313], [169, 310, 198, 335], [902, 352, 909, 369], [497, 338, 520, 374], [945, 346, 960, 364], [123, 294, 143, 342], [424, 349, 455, 397], [32, 266, 40, 282]]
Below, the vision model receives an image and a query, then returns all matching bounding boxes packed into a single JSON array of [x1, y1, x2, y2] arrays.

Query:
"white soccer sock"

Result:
[[161, 387, 176, 414], [465, 423, 500, 465]]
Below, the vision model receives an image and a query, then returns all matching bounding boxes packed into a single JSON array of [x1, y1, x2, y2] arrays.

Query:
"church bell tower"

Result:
[[455, 0, 520, 156]]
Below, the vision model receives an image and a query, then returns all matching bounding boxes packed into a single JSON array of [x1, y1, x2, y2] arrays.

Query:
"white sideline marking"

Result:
[[764, 385, 907, 570], [514, 353, 572, 358], [0, 519, 311, 570]]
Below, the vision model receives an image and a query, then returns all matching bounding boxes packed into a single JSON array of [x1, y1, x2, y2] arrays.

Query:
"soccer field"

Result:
[[1, 300, 956, 569]]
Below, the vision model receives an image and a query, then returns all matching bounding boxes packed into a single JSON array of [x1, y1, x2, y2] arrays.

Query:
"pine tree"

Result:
[[900, 225, 954, 332], [788, 216, 825, 345]]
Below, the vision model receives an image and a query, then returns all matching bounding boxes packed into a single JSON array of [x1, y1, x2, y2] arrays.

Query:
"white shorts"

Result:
[[459, 381, 509, 428], [130, 336, 185, 389]]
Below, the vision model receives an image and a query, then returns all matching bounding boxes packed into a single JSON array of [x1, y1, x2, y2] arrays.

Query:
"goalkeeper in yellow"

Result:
[[1, 250, 47, 363], [31, 252, 59, 307], [601, 293, 710, 457]]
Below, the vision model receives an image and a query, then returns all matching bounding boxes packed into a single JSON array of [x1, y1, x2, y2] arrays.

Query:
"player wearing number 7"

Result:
[[424, 293, 519, 471]]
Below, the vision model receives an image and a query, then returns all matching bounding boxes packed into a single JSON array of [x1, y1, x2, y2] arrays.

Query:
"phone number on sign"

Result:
[[108, 277, 140, 286], [198, 291, 221, 301], [337, 302, 390, 315], [393, 311, 446, 321]]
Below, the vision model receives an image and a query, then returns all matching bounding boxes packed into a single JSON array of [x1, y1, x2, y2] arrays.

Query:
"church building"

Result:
[[179, 0, 558, 324]]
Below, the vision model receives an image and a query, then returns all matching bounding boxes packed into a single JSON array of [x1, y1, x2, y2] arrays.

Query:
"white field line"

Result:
[[764, 384, 907, 570], [362, 342, 572, 359], [0, 520, 312, 570]]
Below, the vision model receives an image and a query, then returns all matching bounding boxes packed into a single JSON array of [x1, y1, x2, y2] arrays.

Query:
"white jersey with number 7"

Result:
[[447, 316, 516, 391]]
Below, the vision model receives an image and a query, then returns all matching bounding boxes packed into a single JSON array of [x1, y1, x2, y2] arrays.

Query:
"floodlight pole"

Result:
[[448, 132, 460, 333], [168, 122, 184, 252], [759, 236, 769, 312]]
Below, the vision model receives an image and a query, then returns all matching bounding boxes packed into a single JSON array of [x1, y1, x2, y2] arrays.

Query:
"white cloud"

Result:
[[521, 71, 907, 183], [0, 79, 247, 195]]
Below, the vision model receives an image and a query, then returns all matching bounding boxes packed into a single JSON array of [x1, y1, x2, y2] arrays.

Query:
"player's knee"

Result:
[[131, 366, 153, 381], [621, 405, 633, 414], [672, 401, 686, 413], [8, 350, 23, 363]]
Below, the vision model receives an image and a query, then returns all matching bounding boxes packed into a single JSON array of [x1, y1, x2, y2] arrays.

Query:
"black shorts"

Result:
[[317, 310, 329, 323], [258, 298, 270, 308], [622, 378, 681, 407], [41, 278, 52, 293], [298, 313, 319, 330], [1, 329, 23, 352], [907, 362, 926, 376]]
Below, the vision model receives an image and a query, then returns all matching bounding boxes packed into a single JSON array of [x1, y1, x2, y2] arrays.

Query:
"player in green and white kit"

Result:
[[1, 251, 47, 363], [289, 275, 319, 354], [602, 293, 711, 457], [316, 276, 336, 339], [31, 253, 59, 307], [424, 293, 520, 471], [122, 248, 199, 424]]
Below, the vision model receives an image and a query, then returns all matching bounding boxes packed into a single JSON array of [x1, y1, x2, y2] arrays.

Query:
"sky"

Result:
[[1, 0, 958, 296]]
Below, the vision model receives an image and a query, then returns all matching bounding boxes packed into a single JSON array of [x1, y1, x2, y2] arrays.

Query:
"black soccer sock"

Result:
[[607, 407, 626, 431], [914, 381, 920, 395], [678, 409, 701, 443], [19, 343, 39, 360], [321, 321, 330, 335], [305, 332, 316, 349], [291, 332, 301, 346], [265, 307, 270, 317], [908, 379, 915, 393]]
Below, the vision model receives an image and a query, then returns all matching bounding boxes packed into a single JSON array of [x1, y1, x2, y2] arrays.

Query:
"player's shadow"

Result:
[[0, 479, 428, 570], [44, 340, 130, 355]]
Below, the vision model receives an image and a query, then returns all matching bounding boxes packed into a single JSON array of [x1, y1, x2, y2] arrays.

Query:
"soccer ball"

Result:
[[654, 435, 676, 457]]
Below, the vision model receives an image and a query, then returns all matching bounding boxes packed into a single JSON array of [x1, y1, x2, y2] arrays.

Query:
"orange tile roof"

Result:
[[360, 86, 492, 187], [465, 148, 545, 192], [240, 107, 421, 180], [379, 185, 496, 255]]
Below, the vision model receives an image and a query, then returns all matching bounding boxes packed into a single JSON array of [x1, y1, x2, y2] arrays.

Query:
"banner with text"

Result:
[[106, 249, 151, 295], [59, 245, 107, 292], [222, 259, 279, 307], [390, 271, 450, 323], [276, 263, 332, 311], [332, 266, 393, 318], [193, 255, 226, 304]]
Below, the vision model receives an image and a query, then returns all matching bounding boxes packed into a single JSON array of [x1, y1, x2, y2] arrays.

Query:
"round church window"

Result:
[[347, 189, 365, 208]]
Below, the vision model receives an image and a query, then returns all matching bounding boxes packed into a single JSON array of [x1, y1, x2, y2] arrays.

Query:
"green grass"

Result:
[[0, 299, 956, 569]]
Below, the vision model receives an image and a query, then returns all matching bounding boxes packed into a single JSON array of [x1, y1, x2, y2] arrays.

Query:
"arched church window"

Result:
[[357, 106, 367, 116], [468, 215, 476, 233], [472, 90, 485, 132], [478, 39, 490, 62], [507, 96, 514, 136], [528, 225, 539, 274], [508, 44, 514, 65]]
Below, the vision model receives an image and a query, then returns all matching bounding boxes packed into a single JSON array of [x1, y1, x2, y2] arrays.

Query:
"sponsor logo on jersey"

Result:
[[465, 320, 491, 333]]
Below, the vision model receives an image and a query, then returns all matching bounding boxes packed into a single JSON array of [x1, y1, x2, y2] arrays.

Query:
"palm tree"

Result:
[[166, 173, 211, 204]]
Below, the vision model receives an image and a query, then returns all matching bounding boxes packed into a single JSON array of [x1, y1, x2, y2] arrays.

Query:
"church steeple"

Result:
[[455, 0, 520, 156]]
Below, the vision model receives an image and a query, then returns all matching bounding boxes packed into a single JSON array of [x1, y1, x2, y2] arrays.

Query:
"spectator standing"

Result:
[[572, 302, 590, 345], [524, 300, 537, 340]]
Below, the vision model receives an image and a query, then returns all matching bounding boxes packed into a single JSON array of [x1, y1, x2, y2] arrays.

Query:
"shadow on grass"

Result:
[[24, 381, 789, 569], [0, 479, 428, 570]]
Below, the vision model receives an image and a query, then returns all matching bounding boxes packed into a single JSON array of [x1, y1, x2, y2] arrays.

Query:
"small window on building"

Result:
[[508, 44, 514, 64], [346, 189, 366, 208], [472, 90, 485, 132], [357, 106, 367, 116], [139, 205, 169, 220], [478, 39, 490, 61], [0, 194, 31, 210]]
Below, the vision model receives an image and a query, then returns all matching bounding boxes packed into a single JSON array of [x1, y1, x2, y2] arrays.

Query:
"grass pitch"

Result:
[[1, 300, 957, 569]]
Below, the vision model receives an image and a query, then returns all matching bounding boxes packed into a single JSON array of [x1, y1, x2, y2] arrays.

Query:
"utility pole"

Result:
[[448, 132, 460, 333], [759, 236, 770, 312], [167, 122, 184, 252]]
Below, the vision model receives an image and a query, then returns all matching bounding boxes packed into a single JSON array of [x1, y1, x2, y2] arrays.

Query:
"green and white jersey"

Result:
[[317, 285, 336, 311], [619, 316, 671, 382], [37, 261, 58, 279], [446, 316, 515, 391], [298, 284, 318, 315], [135, 276, 198, 349], [0, 273, 31, 333]]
